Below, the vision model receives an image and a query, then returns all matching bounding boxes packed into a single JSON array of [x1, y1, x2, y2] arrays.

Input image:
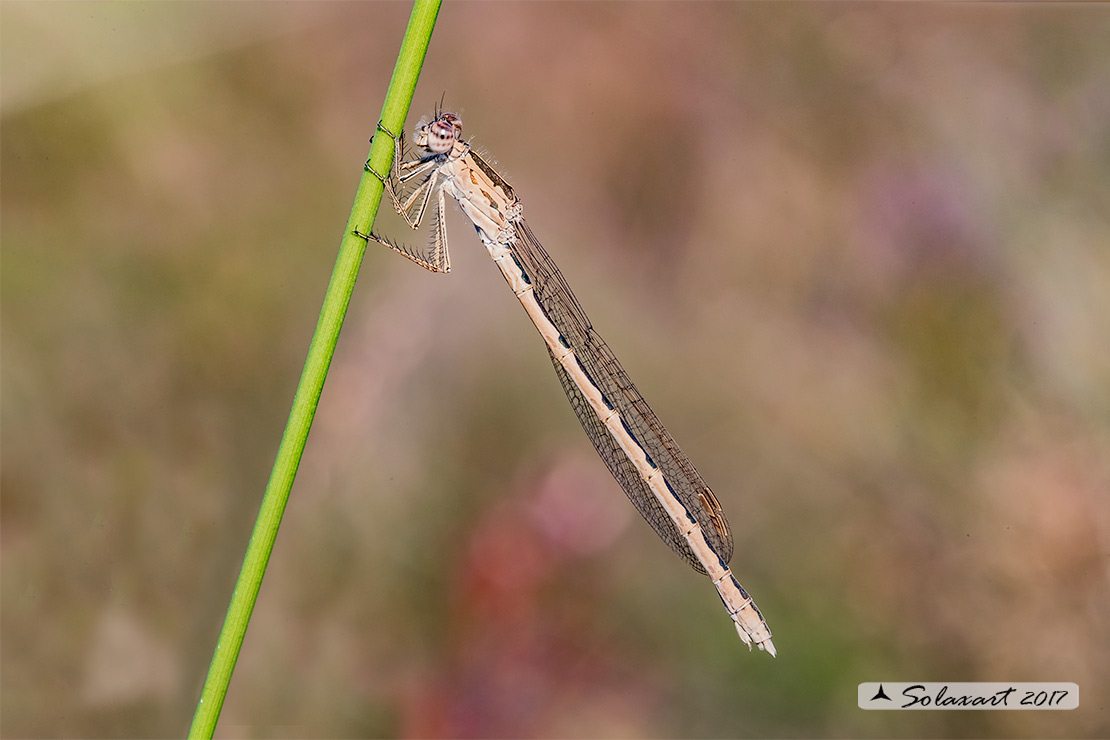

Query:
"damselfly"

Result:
[[359, 109, 775, 655]]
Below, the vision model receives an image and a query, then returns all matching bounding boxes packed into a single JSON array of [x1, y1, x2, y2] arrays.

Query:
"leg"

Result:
[[352, 173, 451, 274], [354, 227, 451, 274], [365, 121, 412, 219]]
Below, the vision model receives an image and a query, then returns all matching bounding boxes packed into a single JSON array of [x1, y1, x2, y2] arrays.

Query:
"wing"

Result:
[[512, 220, 735, 571]]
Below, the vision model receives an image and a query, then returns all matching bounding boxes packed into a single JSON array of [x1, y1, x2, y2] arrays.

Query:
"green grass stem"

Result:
[[187, 2, 441, 736]]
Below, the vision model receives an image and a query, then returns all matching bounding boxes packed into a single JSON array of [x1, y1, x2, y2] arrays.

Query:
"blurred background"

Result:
[[3, 2, 1109, 738]]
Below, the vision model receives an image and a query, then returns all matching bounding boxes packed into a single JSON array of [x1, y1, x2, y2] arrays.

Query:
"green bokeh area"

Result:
[[3, 3, 1109, 738]]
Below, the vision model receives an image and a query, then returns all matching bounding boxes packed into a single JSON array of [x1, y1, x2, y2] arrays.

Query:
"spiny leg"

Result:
[[355, 214, 450, 274], [365, 121, 404, 183], [365, 121, 409, 218], [355, 178, 451, 274], [426, 185, 452, 273], [356, 137, 450, 273]]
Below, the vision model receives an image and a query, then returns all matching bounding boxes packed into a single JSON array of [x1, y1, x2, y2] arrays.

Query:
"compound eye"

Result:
[[425, 122, 456, 153]]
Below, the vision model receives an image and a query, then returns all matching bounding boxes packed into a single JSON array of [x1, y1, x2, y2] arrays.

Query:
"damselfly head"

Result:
[[417, 112, 463, 155]]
